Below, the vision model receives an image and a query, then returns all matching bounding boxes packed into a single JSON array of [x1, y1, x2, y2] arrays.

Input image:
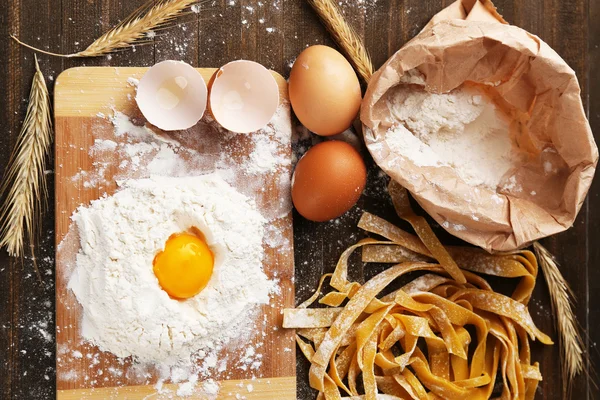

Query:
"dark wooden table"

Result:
[[0, 0, 598, 399]]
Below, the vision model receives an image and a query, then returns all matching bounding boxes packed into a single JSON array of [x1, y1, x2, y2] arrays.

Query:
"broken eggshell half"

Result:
[[136, 60, 207, 131], [209, 60, 279, 134]]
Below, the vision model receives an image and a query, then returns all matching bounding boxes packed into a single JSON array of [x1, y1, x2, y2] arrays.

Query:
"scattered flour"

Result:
[[92, 139, 117, 151], [112, 111, 161, 141], [385, 83, 521, 189], [126, 77, 140, 87], [500, 174, 523, 193], [216, 105, 292, 176], [246, 134, 286, 174], [177, 375, 198, 397], [202, 379, 220, 395], [77, 107, 292, 188], [441, 221, 466, 232], [146, 144, 188, 175]]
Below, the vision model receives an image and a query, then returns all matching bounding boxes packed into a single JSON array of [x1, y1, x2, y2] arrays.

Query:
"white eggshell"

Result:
[[136, 60, 207, 131], [210, 60, 279, 134]]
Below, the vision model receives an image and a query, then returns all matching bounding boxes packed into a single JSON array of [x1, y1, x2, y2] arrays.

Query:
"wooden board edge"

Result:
[[56, 376, 296, 399], [54, 66, 289, 118]]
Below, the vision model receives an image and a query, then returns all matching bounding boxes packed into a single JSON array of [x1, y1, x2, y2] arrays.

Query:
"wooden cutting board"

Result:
[[54, 67, 296, 399]]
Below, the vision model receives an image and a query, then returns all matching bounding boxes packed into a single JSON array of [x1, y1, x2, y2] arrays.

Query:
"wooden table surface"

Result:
[[0, 0, 598, 399]]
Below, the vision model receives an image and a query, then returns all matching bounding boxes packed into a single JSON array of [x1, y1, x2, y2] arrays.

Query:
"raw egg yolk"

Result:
[[153, 232, 214, 299]]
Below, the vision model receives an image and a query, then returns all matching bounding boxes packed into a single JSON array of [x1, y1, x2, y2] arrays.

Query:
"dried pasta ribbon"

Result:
[[299, 273, 333, 308], [284, 211, 551, 400], [388, 180, 466, 284]]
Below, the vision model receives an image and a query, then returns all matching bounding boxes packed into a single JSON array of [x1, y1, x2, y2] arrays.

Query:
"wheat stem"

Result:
[[533, 241, 584, 398], [0, 55, 52, 279], [306, 0, 374, 83], [10, 35, 74, 58], [11, 0, 206, 58]]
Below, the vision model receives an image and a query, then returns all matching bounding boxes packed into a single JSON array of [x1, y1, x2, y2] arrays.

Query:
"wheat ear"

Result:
[[0, 55, 51, 275], [306, 0, 374, 83], [533, 241, 584, 398], [11, 0, 205, 58]]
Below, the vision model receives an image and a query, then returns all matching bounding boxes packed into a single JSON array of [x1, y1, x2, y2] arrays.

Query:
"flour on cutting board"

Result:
[[67, 174, 275, 396], [61, 96, 294, 396], [71, 104, 293, 221]]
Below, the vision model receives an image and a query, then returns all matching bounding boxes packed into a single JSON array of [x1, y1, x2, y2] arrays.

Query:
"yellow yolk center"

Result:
[[153, 231, 214, 299]]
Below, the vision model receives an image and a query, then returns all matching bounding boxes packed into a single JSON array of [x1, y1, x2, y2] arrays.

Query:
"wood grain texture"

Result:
[[53, 67, 295, 397], [56, 376, 296, 400], [0, 0, 598, 399]]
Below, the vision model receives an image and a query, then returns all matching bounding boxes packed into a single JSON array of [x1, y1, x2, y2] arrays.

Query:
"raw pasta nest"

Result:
[[284, 182, 552, 400]]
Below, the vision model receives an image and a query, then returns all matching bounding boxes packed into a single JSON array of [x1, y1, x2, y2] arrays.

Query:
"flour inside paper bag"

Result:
[[361, 0, 597, 252]]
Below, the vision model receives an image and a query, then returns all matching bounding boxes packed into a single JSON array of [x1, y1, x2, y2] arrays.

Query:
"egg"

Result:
[[292, 140, 367, 222], [209, 60, 279, 133], [289, 45, 362, 136], [136, 60, 208, 131], [153, 229, 214, 299]]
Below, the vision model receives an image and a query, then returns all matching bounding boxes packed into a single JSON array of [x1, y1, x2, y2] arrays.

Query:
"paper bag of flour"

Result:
[[361, 0, 598, 252]]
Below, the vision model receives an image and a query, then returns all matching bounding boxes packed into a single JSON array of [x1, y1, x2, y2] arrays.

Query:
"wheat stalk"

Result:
[[306, 0, 374, 83], [533, 241, 584, 398], [11, 0, 205, 58], [0, 55, 51, 276]]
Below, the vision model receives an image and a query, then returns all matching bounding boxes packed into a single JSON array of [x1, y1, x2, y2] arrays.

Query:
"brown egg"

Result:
[[292, 140, 367, 222], [289, 45, 362, 136]]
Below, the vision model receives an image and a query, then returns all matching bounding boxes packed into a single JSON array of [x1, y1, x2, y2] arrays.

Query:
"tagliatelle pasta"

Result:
[[284, 184, 552, 400]]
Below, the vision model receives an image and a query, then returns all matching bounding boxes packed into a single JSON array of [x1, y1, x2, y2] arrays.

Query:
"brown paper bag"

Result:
[[361, 0, 598, 252]]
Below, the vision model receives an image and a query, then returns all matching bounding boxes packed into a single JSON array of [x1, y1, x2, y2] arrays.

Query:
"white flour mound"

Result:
[[68, 173, 275, 366], [385, 83, 518, 189]]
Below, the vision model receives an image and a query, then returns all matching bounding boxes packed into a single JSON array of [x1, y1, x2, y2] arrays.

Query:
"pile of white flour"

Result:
[[385, 83, 519, 189], [68, 174, 275, 367]]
